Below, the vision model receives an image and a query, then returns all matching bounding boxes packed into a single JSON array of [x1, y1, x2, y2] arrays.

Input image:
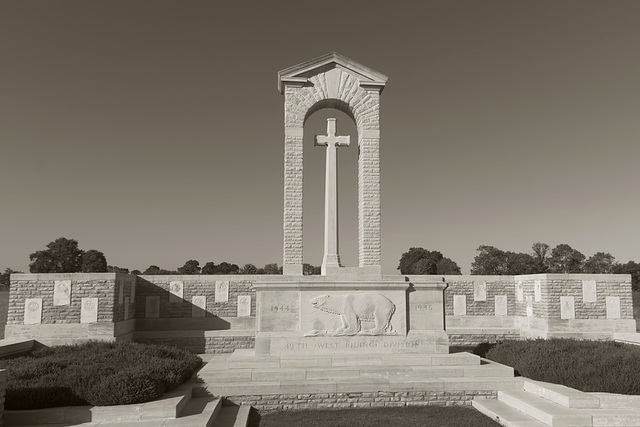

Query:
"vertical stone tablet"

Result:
[[237, 295, 251, 317], [495, 295, 507, 316], [516, 281, 524, 302], [606, 296, 621, 319], [130, 280, 136, 303], [145, 296, 160, 318], [526, 296, 533, 317], [215, 281, 229, 302], [53, 280, 71, 306], [81, 298, 98, 324], [453, 295, 466, 316], [473, 281, 487, 301], [169, 281, 184, 303], [24, 298, 43, 325], [192, 296, 206, 317], [582, 280, 597, 303], [118, 281, 124, 305], [124, 297, 130, 320], [560, 296, 575, 320], [534, 280, 541, 302]]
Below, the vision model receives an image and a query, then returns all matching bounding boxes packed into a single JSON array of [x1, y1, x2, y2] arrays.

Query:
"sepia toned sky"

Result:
[[1, 0, 639, 274]]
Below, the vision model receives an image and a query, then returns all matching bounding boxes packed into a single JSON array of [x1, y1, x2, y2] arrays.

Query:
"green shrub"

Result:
[[485, 338, 640, 395], [0, 341, 202, 410]]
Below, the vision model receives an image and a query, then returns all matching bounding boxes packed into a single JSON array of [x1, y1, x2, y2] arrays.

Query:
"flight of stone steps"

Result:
[[193, 349, 524, 409], [473, 378, 640, 427]]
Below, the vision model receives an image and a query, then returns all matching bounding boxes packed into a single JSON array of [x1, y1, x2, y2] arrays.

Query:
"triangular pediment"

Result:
[[278, 52, 388, 94]]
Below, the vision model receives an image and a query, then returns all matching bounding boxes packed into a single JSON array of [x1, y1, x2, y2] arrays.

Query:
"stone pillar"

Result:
[[282, 126, 304, 276], [358, 129, 381, 268]]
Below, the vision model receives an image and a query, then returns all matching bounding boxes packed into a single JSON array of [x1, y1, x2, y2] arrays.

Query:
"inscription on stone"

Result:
[[237, 295, 251, 317], [526, 296, 533, 317], [124, 297, 130, 320], [560, 296, 575, 320], [495, 295, 507, 316], [453, 295, 466, 316], [413, 304, 433, 311], [516, 281, 524, 302], [169, 281, 184, 303], [215, 281, 229, 302], [304, 292, 397, 337], [474, 281, 487, 301], [145, 296, 160, 318], [53, 280, 71, 306], [24, 298, 43, 325], [534, 280, 541, 302], [192, 296, 207, 317], [81, 297, 98, 324], [582, 280, 597, 303], [606, 296, 621, 319]]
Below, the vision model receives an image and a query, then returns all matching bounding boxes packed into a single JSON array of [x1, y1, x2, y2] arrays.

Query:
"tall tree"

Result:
[[143, 265, 161, 275], [398, 248, 446, 275], [303, 263, 321, 275], [471, 245, 509, 275], [107, 265, 130, 274], [0, 268, 22, 291], [583, 252, 616, 274], [212, 262, 239, 274], [262, 263, 280, 275], [239, 264, 258, 274], [178, 259, 201, 275], [29, 237, 84, 273], [436, 258, 462, 275], [547, 244, 585, 273], [81, 249, 108, 272], [201, 262, 216, 274], [505, 252, 538, 275], [530, 242, 550, 273]]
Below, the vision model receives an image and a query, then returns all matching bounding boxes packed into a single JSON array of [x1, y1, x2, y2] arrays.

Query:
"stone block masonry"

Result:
[[224, 390, 496, 412]]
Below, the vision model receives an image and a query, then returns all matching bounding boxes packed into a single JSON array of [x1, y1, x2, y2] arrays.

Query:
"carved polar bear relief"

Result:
[[304, 292, 397, 337]]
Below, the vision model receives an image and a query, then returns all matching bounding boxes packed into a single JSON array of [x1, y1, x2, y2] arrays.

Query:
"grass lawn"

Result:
[[257, 406, 500, 427]]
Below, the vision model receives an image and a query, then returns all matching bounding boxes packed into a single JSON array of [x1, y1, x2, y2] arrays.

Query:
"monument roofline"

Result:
[[278, 52, 388, 94]]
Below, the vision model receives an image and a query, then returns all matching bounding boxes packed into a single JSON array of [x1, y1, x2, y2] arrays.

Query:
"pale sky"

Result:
[[1, 1, 639, 274]]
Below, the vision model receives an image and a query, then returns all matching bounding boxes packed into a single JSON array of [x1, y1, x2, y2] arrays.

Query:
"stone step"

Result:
[[198, 363, 512, 382], [208, 351, 481, 370], [195, 376, 524, 397], [523, 379, 600, 409], [584, 409, 640, 426], [498, 390, 593, 426], [210, 403, 251, 427], [164, 396, 221, 427], [472, 398, 548, 427]]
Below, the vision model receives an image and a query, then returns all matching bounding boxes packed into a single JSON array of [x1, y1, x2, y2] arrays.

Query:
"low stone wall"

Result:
[[226, 390, 497, 412]]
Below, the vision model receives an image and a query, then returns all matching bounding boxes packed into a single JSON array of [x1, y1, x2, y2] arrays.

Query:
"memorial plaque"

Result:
[[237, 295, 251, 317], [516, 281, 524, 302], [495, 295, 507, 316], [53, 280, 71, 306], [118, 281, 124, 305], [130, 280, 136, 303], [453, 295, 466, 316], [534, 280, 541, 302], [473, 281, 487, 301], [215, 281, 229, 302], [582, 280, 597, 303], [81, 297, 98, 324], [145, 296, 160, 318], [124, 296, 130, 320], [169, 281, 184, 303], [606, 296, 620, 319], [526, 296, 533, 317], [192, 296, 207, 317], [259, 291, 299, 331], [560, 296, 575, 320], [24, 298, 42, 325]]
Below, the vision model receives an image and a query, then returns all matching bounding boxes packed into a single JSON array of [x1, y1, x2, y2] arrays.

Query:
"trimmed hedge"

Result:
[[484, 338, 640, 395], [0, 341, 202, 410]]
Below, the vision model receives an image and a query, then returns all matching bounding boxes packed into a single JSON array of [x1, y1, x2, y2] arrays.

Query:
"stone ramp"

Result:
[[193, 350, 523, 411], [473, 378, 640, 427]]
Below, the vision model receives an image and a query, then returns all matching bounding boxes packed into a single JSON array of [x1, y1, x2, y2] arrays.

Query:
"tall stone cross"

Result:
[[315, 118, 350, 275]]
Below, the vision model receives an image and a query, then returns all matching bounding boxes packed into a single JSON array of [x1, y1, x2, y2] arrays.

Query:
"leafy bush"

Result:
[[0, 341, 202, 409], [485, 338, 640, 395]]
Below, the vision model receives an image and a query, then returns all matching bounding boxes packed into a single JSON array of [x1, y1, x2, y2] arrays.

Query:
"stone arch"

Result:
[[278, 53, 387, 276]]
